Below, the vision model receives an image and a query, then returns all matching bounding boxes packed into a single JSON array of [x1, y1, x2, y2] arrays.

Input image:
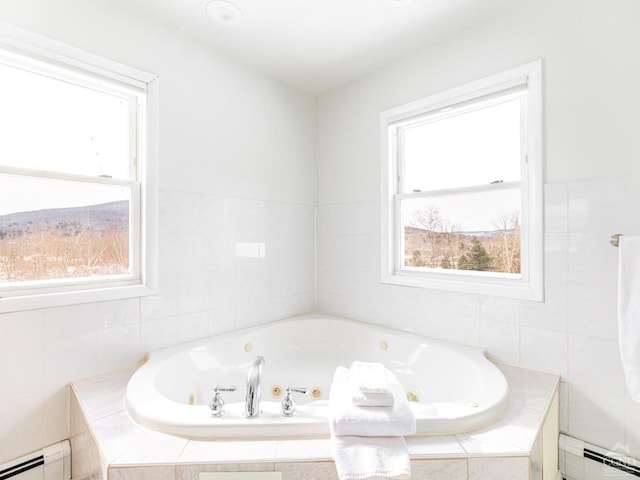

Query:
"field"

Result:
[[0, 201, 129, 282]]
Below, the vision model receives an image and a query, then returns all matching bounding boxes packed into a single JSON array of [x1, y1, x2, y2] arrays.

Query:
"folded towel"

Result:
[[351, 389, 395, 408], [618, 236, 640, 402], [350, 361, 390, 393], [330, 435, 411, 480], [330, 366, 416, 437], [349, 361, 394, 407]]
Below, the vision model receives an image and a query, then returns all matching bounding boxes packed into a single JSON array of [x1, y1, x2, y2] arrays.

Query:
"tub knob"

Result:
[[210, 385, 237, 417], [281, 387, 307, 417]]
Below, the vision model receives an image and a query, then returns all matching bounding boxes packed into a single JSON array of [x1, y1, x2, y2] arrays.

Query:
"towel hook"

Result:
[[610, 233, 623, 247]]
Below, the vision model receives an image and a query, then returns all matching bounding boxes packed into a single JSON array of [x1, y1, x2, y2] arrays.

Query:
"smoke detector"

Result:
[[206, 0, 243, 25]]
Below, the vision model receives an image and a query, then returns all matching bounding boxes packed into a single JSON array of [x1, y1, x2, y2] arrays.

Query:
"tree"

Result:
[[411, 250, 425, 267], [457, 237, 492, 271], [492, 210, 521, 274], [413, 205, 442, 268], [410, 205, 464, 270]]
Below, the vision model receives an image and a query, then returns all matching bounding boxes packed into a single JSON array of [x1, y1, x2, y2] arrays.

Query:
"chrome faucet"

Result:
[[245, 356, 265, 418]]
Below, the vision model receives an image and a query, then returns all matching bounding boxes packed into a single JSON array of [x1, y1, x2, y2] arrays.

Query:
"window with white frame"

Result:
[[381, 61, 543, 300], [0, 28, 157, 311]]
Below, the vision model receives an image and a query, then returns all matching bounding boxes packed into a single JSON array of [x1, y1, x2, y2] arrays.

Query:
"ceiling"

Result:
[[111, 0, 524, 94]]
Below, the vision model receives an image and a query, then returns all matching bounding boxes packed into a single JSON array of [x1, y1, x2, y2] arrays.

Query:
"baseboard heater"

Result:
[[0, 441, 70, 480], [559, 433, 640, 479]]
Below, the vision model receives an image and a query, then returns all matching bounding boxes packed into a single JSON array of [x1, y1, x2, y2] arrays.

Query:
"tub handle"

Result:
[[281, 386, 307, 417], [210, 385, 237, 417]]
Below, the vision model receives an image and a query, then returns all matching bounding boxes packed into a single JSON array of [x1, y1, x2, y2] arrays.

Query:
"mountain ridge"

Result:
[[0, 200, 129, 237]]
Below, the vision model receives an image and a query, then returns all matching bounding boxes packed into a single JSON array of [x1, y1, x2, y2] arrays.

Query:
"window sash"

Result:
[[395, 91, 527, 195], [394, 181, 525, 277], [0, 169, 141, 297], [0, 47, 143, 182]]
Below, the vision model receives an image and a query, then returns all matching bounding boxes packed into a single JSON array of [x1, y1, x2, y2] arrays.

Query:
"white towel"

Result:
[[351, 389, 395, 408], [330, 435, 411, 480], [350, 361, 394, 407], [330, 367, 416, 437], [350, 361, 390, 393], [329, 366, 415, 480], [618, 236, 640, 402]]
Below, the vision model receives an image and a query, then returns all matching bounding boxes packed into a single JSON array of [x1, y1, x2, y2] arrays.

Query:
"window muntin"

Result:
[[381, 61, 543, 300], [0, 42, 149, 299]]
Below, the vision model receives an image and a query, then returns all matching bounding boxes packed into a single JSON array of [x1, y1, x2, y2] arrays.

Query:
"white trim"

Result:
[[380, 60, 544, 301], [0, 284, 155, 314], [382, 63, 533, 125], [0, 23, 159, 312], [0, 47, 145, 99], [139, 77, 159, 295], [0, 21, 154, 86], [391, 85, 528, 135]]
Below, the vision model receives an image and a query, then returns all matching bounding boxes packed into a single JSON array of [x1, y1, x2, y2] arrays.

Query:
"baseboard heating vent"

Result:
[[559, 433, 640, 479], [0, 441, 70, 480]]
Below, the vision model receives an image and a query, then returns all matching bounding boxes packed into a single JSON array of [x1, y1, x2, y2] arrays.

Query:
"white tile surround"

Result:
[[70, 363, 558, 480], [317, 175, 640, 459], [0, 191, 315, 462], [2, 177, 637, 468]]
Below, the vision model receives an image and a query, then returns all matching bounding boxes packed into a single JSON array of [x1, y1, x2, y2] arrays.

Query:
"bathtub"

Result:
[[125, 313, 509, 439]]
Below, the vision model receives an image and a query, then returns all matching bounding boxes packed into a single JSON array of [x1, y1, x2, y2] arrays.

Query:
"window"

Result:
[[0, 26, 158, 312], [381, 61, 543, 300]]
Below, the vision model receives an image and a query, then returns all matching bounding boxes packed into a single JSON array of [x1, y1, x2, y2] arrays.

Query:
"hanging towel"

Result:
[[330, 434, 411, 480], [618, 236, 640, 402], [349, 361, 394, 407], [330, 366, 416, 437]]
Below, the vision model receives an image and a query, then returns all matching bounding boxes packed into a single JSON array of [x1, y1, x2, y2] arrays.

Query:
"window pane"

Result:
[[0, 174, 130, 283], [0, 61, 132, 179], [401, 185, 521, 274], [402, 97, 522, 193]]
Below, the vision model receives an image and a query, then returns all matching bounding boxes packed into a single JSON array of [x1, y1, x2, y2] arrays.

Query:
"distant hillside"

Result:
[[404, 225, 520, 273], [405, 225, 515, 240], [0, 200, 128, 238]]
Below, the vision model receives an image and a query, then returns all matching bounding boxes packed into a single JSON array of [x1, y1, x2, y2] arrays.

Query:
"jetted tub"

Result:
[[125, 313, 509, 439]]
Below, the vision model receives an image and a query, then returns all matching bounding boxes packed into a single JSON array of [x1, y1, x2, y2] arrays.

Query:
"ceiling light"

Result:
[[206, 0, 243, 25]]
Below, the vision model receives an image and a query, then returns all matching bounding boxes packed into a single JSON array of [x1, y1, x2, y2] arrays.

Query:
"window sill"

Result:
[[0, 283, 156, 313], [382, 271, 543, 302]]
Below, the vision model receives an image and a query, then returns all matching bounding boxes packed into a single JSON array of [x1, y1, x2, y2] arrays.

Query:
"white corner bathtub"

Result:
[[125, 313, 509, 439]]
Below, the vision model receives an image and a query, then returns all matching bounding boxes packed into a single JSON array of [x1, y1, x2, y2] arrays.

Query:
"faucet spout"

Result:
[[245, 356, 265, 418]]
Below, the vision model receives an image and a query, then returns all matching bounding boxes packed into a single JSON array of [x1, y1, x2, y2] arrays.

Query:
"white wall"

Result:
[[317, 0, 640, 459], [0, 1, 317, 463]]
